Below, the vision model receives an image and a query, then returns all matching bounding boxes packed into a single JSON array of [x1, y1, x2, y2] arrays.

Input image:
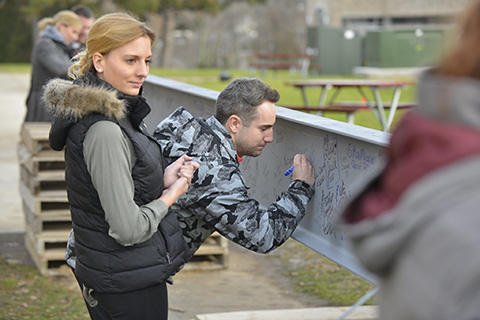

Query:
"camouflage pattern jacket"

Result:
[[154, 107, 314, 258]]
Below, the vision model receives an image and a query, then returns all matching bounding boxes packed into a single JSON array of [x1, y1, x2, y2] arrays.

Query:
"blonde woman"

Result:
[[43, 13, 198, 319], [25, 10, 82, 122]]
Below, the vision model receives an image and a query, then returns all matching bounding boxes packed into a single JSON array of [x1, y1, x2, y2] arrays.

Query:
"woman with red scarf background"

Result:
[[337, 1, 480, 319]]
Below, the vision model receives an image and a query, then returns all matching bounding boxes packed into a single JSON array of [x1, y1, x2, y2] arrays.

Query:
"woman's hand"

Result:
[[160, 155, 199, 207], [164, 155, 195, 189]]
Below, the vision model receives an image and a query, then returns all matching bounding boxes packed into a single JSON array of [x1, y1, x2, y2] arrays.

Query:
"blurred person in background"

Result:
[[25, 10, 81, 122], [337, 1, 480, 319], [72, 5, 94, 53]]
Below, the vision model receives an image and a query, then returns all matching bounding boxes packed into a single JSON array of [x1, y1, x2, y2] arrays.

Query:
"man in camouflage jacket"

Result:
[[154, 78, 315, 258]]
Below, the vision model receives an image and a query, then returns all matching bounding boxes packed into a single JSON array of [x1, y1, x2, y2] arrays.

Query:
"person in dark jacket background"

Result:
[[43, 12, 198, 320], [337, 1, 480, 319], [71, 6, 95, 54], [25, 10, 82, 123]]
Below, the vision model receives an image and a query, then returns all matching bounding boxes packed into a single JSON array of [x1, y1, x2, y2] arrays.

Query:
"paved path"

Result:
[[0, 72, 28, 233], [0, 72, 326, 320]]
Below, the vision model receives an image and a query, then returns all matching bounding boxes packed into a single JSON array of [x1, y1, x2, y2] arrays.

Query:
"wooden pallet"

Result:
[[186, 232, 229, 270], [20, 122, 54, 155], [20, 164, 66, 196], [21, 177, 230, 272], [23, 200, 71, 235], [18, 143, 65, 176], [24, 225, 230, 275], [25, 221, 70, 253], [19, 180, 69, 217], [24, 230, 69, 275]]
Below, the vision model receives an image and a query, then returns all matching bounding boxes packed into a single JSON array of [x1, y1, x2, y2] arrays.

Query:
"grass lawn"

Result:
[[276, 239, 376, 306], [0, 256, 90, 319], [0, 63, 417, 316]]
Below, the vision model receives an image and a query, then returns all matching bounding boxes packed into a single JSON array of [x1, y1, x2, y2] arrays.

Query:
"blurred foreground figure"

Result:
[[337, 1, 480, 319]]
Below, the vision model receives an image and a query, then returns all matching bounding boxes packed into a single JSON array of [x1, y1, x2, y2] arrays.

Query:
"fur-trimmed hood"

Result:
[[45, 72, 151, 151], [43, 74, 126, 121]]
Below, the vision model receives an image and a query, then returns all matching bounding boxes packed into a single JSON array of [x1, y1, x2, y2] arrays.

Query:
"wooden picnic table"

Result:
[[249, 52, 319, 76], [286, 79, 416, 132]]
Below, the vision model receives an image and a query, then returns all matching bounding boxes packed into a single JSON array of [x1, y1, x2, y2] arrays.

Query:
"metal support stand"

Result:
[[337, 287, 379, 320]]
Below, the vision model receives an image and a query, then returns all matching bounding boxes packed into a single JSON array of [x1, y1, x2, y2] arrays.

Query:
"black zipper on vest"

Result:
[[159, 231, 172, 264]]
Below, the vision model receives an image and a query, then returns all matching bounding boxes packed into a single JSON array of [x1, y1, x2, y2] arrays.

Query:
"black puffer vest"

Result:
[[45, 74, 188, 293]]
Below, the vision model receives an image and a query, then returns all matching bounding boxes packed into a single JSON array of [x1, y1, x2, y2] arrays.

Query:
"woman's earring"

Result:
[[98, 69, 103, 73]]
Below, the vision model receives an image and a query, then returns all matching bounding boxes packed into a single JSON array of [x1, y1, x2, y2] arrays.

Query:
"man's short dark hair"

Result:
[[215, 78, 280, 126], [72, 5, 94, 19]]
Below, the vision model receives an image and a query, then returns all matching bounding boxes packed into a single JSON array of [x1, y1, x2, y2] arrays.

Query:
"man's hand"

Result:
[[291, 154, 315, 187]]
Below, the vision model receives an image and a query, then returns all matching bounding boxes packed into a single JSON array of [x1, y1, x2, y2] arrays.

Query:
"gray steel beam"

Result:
[[143, 75, 389, 284]]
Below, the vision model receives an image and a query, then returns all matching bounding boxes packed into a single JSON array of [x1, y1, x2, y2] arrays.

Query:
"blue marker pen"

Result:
[[284, 165, 294, 176]]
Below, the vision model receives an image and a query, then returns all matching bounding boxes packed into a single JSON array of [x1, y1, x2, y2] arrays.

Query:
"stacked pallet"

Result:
[[18, 122, 69, 275], [185, 232, 229, 271], [18, 123, 229, 274]]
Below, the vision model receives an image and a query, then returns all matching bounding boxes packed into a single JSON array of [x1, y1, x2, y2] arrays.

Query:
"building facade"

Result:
[[306, 0, 472, 31]]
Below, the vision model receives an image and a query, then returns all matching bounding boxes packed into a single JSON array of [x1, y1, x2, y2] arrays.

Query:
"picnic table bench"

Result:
[[286, 79, 417, 131], [249, 52, 319, 76], [284, 102, 417, 126]]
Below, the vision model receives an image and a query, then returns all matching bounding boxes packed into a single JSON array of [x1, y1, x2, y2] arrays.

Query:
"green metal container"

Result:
[[364, 29, 449, 68], [308, 25, 452, 73], [307, 26, 362, 75]]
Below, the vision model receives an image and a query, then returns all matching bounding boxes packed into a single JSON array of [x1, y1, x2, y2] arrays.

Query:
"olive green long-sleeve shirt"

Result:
[[83, 121, 168, 246]]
